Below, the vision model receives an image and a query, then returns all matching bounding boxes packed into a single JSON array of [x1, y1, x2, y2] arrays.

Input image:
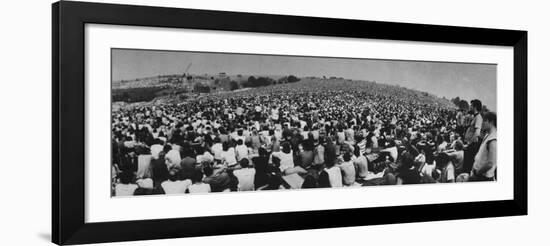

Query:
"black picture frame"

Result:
[[52, 1, 527, 245]]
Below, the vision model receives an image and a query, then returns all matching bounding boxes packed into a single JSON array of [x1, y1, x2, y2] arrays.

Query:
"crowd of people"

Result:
[[111, 80, 497, 196]]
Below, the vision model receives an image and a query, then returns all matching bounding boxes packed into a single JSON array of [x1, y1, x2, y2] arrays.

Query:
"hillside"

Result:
[[112, 76, 455, 111]]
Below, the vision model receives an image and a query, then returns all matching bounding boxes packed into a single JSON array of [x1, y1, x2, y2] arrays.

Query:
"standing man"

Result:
[[462, 99, 483, 174], [470, 112, 497, 181], [464, 99, 483, 145]]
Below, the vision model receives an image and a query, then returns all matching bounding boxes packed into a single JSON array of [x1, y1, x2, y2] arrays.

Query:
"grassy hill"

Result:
[[112, 75, 455, 111]]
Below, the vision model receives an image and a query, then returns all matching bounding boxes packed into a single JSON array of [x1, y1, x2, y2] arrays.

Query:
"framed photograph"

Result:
[[52, 1, 527, 245]]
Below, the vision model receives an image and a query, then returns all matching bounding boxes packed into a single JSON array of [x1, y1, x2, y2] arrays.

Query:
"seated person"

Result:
[[339, 152, 356, 186], [203, 165, 232, 192], [435, 153, 455, 183], [114, 171, 138, 196], [188, 170, 211, 193], [324, 158, 343, 188], [161, 167, 192, 194], [233, 159, 256, 191]]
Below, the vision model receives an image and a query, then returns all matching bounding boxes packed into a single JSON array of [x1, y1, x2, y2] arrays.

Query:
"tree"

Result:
[[256, 77, 273, 87], [229, 81, 239, 91], [287, 75, 300, 83], [245, 76, 257, 87]]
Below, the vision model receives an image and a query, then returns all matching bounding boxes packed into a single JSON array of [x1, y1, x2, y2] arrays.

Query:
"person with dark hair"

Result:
[[465, 99, 483, 144], [470, 111, 497, 182], [271, 141, 295, 174], [188, 170, 210, 193], [220, 142, 237, 167], [233, 158, 256, 191], [301, 175, 318, 189], [179, 147, 197, 181], [324, 155, 343, 188], [317, 169, 332, 188], [114, 171, 138, 196], [150, 151, 169, 187], [299, 140, 315, 169], [119, 148, 138, 173], [445, 140, 465, 174], [150, 138, 164, 160], [253, 152, 270, 190], [161, 167, 192, 194], [196, 146, 214, 164], [235, 139, 248, 162], [313, 138, 325, 166], [203, 165, 231, 192], [396, 153, 422, 185], [340, 152, 356, 186], [227, 169, 240, 192], [435, 153, 455, 183], [462, 99, 485, 175], [211, 137, 223, 161], [353, 146, 369, 180]]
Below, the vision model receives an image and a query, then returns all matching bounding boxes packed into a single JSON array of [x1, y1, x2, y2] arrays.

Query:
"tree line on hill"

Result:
[[229, 75, 300, 91]]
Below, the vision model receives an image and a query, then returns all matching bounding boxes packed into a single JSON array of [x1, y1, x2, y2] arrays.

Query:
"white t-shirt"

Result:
[[272, 151, 294, 172], [325, 166, 343, 188], [188, 183, 211, 193], [161, 179, 192, 194], [233, 168, 256, 191], [421, 162, 436, 177], [115, 183, 138, 196], [196, 151, 214, 164], [137, 154, 152, 179], [235, 145, 249, 161], [150, 144, 164, 159], [211, 143, 223, 160], [221, 148, 238, 166]]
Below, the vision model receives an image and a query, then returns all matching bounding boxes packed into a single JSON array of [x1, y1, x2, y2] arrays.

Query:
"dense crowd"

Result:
[[111, 81, 497, 196]]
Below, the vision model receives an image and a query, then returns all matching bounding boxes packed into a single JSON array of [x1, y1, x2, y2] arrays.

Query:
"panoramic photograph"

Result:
[[110, 48, 497, 197]]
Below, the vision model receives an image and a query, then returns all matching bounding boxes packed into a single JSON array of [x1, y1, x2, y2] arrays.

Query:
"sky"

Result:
[[112, 48, 497, 110]]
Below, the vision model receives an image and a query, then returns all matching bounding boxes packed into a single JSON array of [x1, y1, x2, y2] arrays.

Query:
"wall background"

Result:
[[0, 0, 546, 245]]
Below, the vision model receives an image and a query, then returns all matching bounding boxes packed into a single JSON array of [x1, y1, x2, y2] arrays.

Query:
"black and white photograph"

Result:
[[110, 48, 498, 197]]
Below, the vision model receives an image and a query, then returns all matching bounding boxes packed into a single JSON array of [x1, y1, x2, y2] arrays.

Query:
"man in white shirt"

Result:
[[233, 159, 256, 191], [150, 141, 164, 159], [271, 142, 294, 173], [114, 171, 138, 196], [340, 152, 356, 186], [235, 139, 249, 162], [221, 143, 238, 167], [188, 170, 211, 193], [161, 168, 192, 194], [211, 138, 223, 161]]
